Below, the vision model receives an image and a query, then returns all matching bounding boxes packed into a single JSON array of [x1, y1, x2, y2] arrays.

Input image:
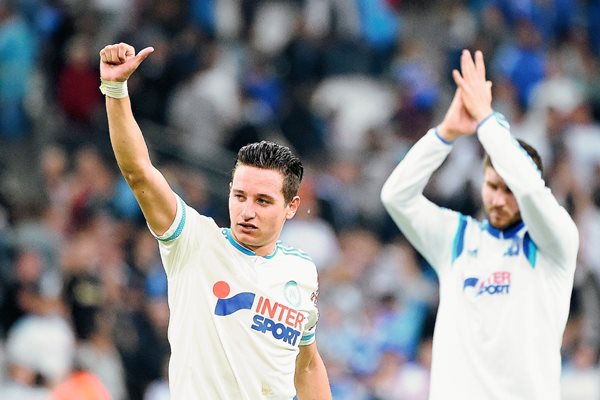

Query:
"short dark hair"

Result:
[[483, 139, 543, 176], [234, 141, 303, 203]]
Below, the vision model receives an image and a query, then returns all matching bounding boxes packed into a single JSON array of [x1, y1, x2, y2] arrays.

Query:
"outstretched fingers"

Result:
[[475, 50, 486, 82], [453, 49, 493, 121], [460, 49, 477, 82]]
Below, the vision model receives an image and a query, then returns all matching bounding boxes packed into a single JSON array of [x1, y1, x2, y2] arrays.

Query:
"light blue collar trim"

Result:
[[483, 220, 525, 239], [223, 228, 278, 258]]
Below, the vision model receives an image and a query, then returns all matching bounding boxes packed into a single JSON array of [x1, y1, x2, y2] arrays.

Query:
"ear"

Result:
[[286, 196, 300, 219]]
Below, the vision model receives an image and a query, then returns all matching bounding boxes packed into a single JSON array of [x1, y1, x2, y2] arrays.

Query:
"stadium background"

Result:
[[1, 0, 600, 398]]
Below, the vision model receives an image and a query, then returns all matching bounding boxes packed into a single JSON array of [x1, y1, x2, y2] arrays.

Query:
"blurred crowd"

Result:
[[1, 0, 600, 399]]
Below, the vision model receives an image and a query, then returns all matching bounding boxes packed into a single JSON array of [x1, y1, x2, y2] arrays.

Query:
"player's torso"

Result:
[[166, 223, 316, 399], [450, 222, 536, 319], [431, 220, 565, 400]]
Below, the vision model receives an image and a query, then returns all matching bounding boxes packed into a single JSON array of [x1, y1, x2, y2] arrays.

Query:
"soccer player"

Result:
[[381, 49, 579, 399], [99, 43, 331, 400]]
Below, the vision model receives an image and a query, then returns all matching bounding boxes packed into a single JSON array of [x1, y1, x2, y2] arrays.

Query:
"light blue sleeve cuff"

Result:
[[433, 128, 454, 145], [148, 194, 187, 242]]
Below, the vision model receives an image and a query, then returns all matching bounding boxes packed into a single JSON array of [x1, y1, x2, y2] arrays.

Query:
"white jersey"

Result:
[[150, 197, 319, 400], [381, 114, 579, 400]]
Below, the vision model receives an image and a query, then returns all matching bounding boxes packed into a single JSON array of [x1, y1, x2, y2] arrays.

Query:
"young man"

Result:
[[381, 50, 579, 399], [99, 43, 331, 400]]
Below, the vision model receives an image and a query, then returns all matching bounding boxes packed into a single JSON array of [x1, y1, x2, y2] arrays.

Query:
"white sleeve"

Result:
[[381, 129, 462, 273], [147, 193, 212, 276], [300, 266, 319, 346], [148, 193, 187, 242], [299, 305, 318, 346], [477, 113, 579, 267]]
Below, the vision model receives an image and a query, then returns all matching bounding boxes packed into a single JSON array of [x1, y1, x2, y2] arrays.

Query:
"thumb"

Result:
[[134, 47, 154, 67]]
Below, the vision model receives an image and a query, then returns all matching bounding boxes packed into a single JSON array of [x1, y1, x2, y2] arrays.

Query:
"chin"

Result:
[[491, 217, 521, 230]]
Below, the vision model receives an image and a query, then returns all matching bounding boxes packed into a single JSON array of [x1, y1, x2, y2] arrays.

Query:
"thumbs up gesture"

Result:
[[99, 43, 154, 82]]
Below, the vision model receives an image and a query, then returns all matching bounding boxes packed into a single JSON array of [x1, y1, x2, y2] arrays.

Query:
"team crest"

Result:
[[284, 280, 301, 307]]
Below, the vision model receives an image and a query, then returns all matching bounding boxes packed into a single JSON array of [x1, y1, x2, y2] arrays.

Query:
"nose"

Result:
[[241, 203, 256, 220], [492, 190, 507, 207]]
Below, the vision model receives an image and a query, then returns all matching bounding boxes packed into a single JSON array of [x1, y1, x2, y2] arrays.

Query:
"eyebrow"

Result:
[[232, 189, 276, 202]]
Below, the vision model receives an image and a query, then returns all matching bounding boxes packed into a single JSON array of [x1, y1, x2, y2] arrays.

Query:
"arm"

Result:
[[454, 50, 579, 265], [477, 116, 578, 264], [380, 89, 478, 271], [294, 342, 331, 400], [100, 43, 177, 235]]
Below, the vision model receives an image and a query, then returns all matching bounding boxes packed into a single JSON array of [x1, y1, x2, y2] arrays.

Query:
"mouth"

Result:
[[489, 208, 505, 217], [488, 209, 507, 224], [237, 223, 258, 233]]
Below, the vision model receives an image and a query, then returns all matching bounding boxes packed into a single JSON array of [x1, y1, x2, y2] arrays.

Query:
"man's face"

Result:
[[229, 165, 299, 256], [481, 166, 521, 229]]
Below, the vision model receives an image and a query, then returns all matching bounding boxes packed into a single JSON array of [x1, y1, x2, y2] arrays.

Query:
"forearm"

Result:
[[105, 95, 176, 234], [381, 129, 452, 207], [295, 349, 331, 400], [478, 114, 578, 263], [106, 96, 152, 183], [381, 129, 459, 270], [477, 115, 543, 195]]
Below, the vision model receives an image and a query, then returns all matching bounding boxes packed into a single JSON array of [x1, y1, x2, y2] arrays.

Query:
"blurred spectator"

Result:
[[368, 237, 437, 307], [114, 296, 169, 399], [311, 76, 396, 156], [0, 247, 62, 334], [492, 18, 546, 111], [278, 85, 329, 162], [564, 102, 600, 196], [143, 357, 169, 400], [40, 144, 71, 234], [166, 41, 241, 159], [356, 0, 401, 75], [62, 232, 105, 340], [4, 313, 75, 387], [391, 39, 440, 137], [56, 34, 103, 128], [0, 0, 37, 139], [280, 176, 340, 271], [50, 369, 110, 400], [76, 311, 127, 400]]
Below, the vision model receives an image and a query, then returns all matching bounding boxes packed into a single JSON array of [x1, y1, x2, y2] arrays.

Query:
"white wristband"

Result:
[[99, 79, 128, 99]]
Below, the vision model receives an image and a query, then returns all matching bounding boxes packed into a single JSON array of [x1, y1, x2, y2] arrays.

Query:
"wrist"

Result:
[[436, 124, 457, 143], [474, 107, 494, 124], [99, 79, 128, 99], [476, 110, 496, 130]]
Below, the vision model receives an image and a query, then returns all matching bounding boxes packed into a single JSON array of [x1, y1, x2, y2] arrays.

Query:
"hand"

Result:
[[452, 49, 493, 122], [437, 88, 478, 141], [99, 43, 154, 82]]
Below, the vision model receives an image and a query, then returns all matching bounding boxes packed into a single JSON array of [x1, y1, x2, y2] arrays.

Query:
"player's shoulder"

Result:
[[275, 241, 315, 264]]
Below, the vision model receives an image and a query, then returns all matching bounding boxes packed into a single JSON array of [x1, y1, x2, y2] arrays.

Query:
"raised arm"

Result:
[[380, 87, 480, 271], [453, 49, 578, 265], [100, 43, 177, 235]]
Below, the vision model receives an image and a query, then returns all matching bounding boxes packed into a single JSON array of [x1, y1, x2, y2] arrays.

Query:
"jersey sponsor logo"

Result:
[[463, 271, 511, 296], [251, 296, 303, 345], [212, 280, 304, 346], [213, 281, 256, 316]]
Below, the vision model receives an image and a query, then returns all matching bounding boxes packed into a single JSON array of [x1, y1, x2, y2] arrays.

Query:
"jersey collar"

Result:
[[222, 228, 278, 259], [483, 220, 525, 239]]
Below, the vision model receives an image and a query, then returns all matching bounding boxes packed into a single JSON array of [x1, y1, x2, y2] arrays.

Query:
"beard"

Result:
[[486, 207, 521, 229]]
